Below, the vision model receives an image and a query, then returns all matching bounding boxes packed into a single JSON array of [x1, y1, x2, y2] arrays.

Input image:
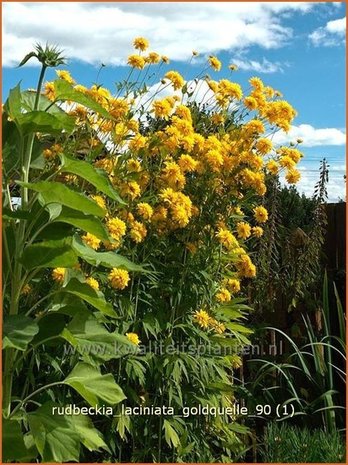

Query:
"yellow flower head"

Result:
[[137, 203, 153, 221], [285, 168, 301, 184], [126, 332, 141, 345], [249, 77, 264, 91], [52, 268, 66, 284], [108, 268, 130, 290], [193, 309, 211, 328], [178, 154, 198, 173], [244, 96, 258, 111], [86, 277, 99, 291], [130, 221, 147, 243], [209, 318, 226, 334], [216, 288, 231, 303], [165, 71, 185, 90], [146, 51, 161, 64], [253, 206, 268, 223], [107, 217, 127, 241], [266, 160, 279, 175], [21, 284, 32, 296], [127, 54, 146, 69], [208, 55, 222, 71], [216, 228, 239, 250], [252, 226, 264, 238], [133, 37, 149, 51], [82, 233, 101, 250], [91, 195, 106, 211], [153, 99, 172, 119], [126, 159, 142, 173], [44, 82, 56, 101], [224, 278, 241, 294], [236, 222, 252, 240], [56, 70, 75, 84], [255, 138, 273, 155]]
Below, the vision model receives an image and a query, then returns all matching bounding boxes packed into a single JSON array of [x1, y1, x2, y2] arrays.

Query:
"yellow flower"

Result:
[[137, 203, 153, 220], [285, 168, 301, 184], [44, 82, 56, 101], [153, 99, 172, 119], [160, 161, 186, 190], [130, 221, 147, 243], [107, 217, 127, 241], [244, 96, 258, 111], [161, 55, 170, 64], [129, 134, 147, 152], [82, 233, 101, 250], [216, 228, 239, 250], [121, 181, 141, 200], [126, 332, 141, 345], [237, 255, 256, 278], [56, 70, 75, 84], [126, 159, 142, 173], [127, 54, 146, 69], [218, 79, 243, 100], [266, 160, 279, 175], [86, 277, 99, 291], [209, 318, 226, 334], [249, 77, 264, 90], [253, 206, 268, 223], [252, 226, 264, 238], [224, 278, 241, 294], [178, 154, 198, 173], [52, 268, 66, 284], [91, 195, 106, 210], [193, 309, 210, 328], [146, 51, 160, 64], [165, 71, 185, 90], [208, 55, 222, 71], [236, 222, 251, 240], [279, 155, 296, 169], [244, 119, 265, 134], [133, 37, 149, 51], [108, 98, 129, 119], [21, 284, 32, 295], [255, 138, 272, 155], [216, 288, 231, 303], [108, 268, 130, 290]]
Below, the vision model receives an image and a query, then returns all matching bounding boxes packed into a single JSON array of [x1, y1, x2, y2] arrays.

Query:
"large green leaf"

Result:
[[61, 313, 136, 363], [163, 419, 180, 448], [62, 278, 116, 317], [54, 79, 112, 119], [4, 84, 22, 121], [2, 419, 37, 461], [64, 362, 126, 406], [28, 403, 81, 462], [60, 154, 124, 203], [67, 414, 109, 452], [17, 110, 75, 134], [20, 181, 105, 217], [21, 90, 65, 114], [20, 237, 78, 270], [72, 235, 145, 272], [3, 315, 39, 351], [54, 206, 110, 241]]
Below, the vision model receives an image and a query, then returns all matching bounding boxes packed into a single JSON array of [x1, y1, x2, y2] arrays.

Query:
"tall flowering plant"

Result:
[[2, 38, 302, 462]]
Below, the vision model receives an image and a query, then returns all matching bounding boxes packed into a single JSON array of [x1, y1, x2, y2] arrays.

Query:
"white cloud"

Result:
[[3, 2, 316, 67], [272, 124, 346, 147], [232, 57, 286, 73], [309, 16, 346, 46]]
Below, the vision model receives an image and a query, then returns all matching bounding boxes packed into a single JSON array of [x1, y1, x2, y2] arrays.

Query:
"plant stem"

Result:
[[9, 381, 62, 418]]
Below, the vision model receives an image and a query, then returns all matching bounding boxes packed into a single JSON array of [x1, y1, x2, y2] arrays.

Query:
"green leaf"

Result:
[[67, 414, 109, 452], [18, 51, 37, 67], [54, 79, 112, 119], [54, 206, 110, 241], [2, 207, 31, 221], [28, 402, 81, 462], [61, 313, 136, 362], [3, 419, 38, 461], [17, 110, 75, 134], [20, 181, 105, 217], [4, 84, 22, 120], [60, 153, 124, 203], [21, 90, 64, 113], [20, 237, 78, 270], [64, 362, 126, 406], [72, 235, 144, 272], [163, 419, 180, 448], [62, 278, 116, 317], [3, 315, 39, 351]]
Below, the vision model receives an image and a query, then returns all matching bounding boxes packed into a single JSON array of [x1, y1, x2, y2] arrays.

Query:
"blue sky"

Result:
[[3, 2, 346, 201]]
